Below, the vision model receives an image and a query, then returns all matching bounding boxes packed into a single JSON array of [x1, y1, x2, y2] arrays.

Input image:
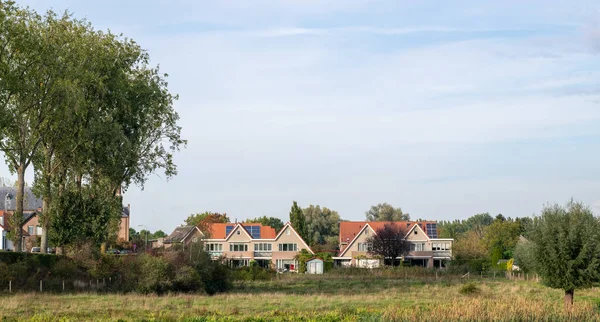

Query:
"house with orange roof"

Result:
[[333, 221, 453, 268], [199, 222, 314, 271]]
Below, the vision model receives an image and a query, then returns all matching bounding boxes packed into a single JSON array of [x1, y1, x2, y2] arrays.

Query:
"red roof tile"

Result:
[[205, 222, 277, 239]]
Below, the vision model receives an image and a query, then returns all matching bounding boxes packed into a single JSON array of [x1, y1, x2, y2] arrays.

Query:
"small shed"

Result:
[[306, 258, 324, 274]]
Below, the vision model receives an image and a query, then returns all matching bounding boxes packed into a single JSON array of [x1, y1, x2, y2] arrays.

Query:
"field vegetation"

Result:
[[1, 274, 599, 321]]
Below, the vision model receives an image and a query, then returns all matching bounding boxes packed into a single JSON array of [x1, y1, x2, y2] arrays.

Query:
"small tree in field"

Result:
[[367, 224, 409, 266], [529, 201, 600, 309]]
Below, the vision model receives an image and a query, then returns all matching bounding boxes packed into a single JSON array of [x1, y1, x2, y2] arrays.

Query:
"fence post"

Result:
[[62, 280, 65, 292], [96, 279, 99, 289], [493, 271, 496, 279], [40, 280, 42, 292], [9, 280, 11, 293]]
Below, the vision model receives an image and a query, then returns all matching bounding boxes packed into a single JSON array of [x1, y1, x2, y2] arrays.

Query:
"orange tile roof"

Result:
[[205, 222, 277, 239]]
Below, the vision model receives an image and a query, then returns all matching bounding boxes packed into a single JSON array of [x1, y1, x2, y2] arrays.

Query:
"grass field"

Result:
[[1, 275, 599, 321]]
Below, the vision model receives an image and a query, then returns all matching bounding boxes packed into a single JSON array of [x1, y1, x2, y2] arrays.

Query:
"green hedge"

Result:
[[0, 251, 58, 266]]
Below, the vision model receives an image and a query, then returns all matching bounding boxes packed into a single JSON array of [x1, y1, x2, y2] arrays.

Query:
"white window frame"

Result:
[[278, 243, 297, 252], [27, 226, 34, 235], [357, 242, 372, 252], [229, 243, 248, 252], [254, 243, 272, 251]]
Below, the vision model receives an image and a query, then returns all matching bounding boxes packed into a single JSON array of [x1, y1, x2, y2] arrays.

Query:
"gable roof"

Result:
[[164, 226, 202, 243], [274, 222, 314, 254], [205, 223, 277, 240], [339, 221, 438, 245], [0, 187, 42, 211]]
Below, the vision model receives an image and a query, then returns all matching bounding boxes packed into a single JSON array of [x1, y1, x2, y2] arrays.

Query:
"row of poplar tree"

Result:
[[0, 2, 184, 252]]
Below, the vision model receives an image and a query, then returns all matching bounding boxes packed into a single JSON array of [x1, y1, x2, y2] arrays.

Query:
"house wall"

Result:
[[23, 215, 41, 236], [340, 226, 374, 265], [118, 216, 130, 242], [202, 225, 311, 270]]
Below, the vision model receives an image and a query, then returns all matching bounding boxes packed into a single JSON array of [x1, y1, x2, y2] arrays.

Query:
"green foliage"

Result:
[[51, 190, 121, 247], [459, 283, 480, 295], [529, 201, 600, 293], [513, 239, 537, 273], [365, 203, 409, 221], [302, 205, 340, 247], [244, 216, 284, 232], [483, 218, 521, 262], [289, 201, 308, 242], [185, 212, 229, 227], [231, 266, 276, 281]]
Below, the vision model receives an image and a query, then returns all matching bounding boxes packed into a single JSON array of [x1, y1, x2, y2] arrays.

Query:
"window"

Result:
[[0, 216, 3, 226], [254, 243, 272, 251], [205, 243, 223, 251], [365, 229, 369, 235], [286, 228, 290, 236], [229, 243, 248, 252], [410, 243, 425, 251], [278, 243, 297, 251], [276, 259, 297, 271], [432, 243, 450, 251], [237, 230, 241, 235], [357, 242, 372, 252], [414, 230, 417, 235], [36, 226, 42, 235], [27, 226, 34, 235]]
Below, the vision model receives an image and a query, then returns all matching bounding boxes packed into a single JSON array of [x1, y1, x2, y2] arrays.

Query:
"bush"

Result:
[[136, 254, 173, 294], [232, 266, 276, 281], [459, 282, 480, 295], [173, 265, 202, 292], [197, 261, 231, 295]]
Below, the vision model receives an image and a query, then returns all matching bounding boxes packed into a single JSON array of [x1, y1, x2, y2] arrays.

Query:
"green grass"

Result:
[[0, 275, 599, 321]]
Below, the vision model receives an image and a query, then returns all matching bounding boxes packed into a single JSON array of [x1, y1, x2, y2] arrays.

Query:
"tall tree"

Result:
[[366, 223, 409, 266], [27, 8, 185, 252], [0, 2, 48, 252], [529, 201, 600, 308], [365, 203, 409, 221], [483, 218, 521, 265], [185, 212, 229, 227], [244, 216, 284, 232], [289, 201, 308, 242], [186, 212, 229, 237], [303, 205, 340, 247]]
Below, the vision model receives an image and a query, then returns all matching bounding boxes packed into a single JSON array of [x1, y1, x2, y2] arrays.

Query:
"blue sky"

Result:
[[2, 0, 600, 232]]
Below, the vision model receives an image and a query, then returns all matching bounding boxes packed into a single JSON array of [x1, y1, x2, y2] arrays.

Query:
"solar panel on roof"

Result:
[[225, 225, 234, 236], [244, 225, 261, 239], [426, 223, 438, 238]]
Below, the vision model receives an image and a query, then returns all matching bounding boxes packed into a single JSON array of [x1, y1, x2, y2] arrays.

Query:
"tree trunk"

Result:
[[40, 147, 52, 254], [14, 164, 25, 252], [564, 289, 574, 310]]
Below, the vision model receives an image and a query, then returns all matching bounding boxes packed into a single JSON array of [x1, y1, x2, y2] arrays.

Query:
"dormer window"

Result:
[[4, 193, 12, 210], [237, 230, 241, 235]]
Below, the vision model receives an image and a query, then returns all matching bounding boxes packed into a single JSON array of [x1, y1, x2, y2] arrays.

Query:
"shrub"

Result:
[[232, 266, 275, 281], [136, 254, 173, 294], [197, 261, 231, 295], [459, 282, 480, 295], [173, 265, 202, 292]]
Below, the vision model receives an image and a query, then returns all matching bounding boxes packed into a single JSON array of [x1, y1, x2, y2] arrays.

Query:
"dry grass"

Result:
[[0, 277, 599, 321]]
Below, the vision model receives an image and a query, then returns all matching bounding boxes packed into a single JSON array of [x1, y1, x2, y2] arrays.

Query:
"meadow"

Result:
[[0, 275, 599, 321]]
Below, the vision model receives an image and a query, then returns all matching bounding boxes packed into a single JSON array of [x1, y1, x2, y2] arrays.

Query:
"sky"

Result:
[[2, 0, 600, 232]]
